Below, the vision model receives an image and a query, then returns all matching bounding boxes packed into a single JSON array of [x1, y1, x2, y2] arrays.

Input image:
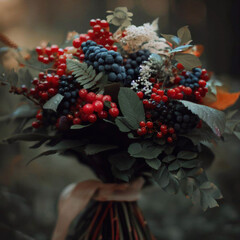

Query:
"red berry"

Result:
[[36, 113, 42, 120], [156, 132, 163, 138], [90, 19, 96, 26], [45, 47, 52, 55], [73, 38, 81, 48], [146, 121, 153, 129], [67, 114, 74, 121], [184, 87, 192, 95], [43, 57, 49, 64], [109, 108, 119, 117], [41, 92, 49, 100], [79, 89, 88, 99], [167, 137, 173, 143], [57, 68, 64, 76], [73, 117, 81, 125], [100, 20, 109, 28], [79, 54, 85, 61], [32, 78, 39, 85], [199, 80, 206, 87], [149, 77, 156, 83], [162, 95, 168, 102], [30, 88, 37, 95], [167, 89, 176, 98], [154, 83, 160, 89], [141, 127, 147, 135], [83, 103, 94, 114], [21, 85, 28, 92], [137, 91, 144, 99], [88, 114, 97, 123], [177, 63, 184, 70], [139, 121, 146, 127], [110, 102, 117, 108], [168, 127, 175, 134], [137, 128, 143, 136], [58, 48, 64, 55], [86, 92, 96, 103], [174, 76, 181, 84], [59, 63, 66, 70], [38, 55, 44, 62], [51, 44, 59, 52], [48, 88, 56, 96], [152, 87, 157, 93], [93, 100, 104, 112], [201, 74, 209, 81], [95, 94, 103, 101], [175, 93, 183, 99], [157, 90, 164, 96], [98, 110, 108, 119], [32, 121, 40, 128], [154, 95, 161, 102], [160, 125, 167, 132], [35, 46, 43, 55], [102, 95, 112, 102], [93, 25, 101, 32]]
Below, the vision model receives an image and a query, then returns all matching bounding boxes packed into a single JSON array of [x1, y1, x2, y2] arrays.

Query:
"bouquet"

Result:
[[1, 6, 240, 240]]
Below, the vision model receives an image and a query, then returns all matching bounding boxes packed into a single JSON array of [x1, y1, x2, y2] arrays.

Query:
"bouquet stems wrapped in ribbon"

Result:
[[1, 6, 240, 240]]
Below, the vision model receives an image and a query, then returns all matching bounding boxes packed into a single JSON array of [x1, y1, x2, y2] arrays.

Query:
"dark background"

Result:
[[0, 0, 240, 239]]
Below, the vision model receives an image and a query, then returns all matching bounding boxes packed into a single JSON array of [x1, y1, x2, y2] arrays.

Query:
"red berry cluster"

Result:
[[29, 72, 59, 102], [35, 44, 60, 64], [72, 19, 117, 62], [55, 89, 119, 127], [137, 121, 176, 143]]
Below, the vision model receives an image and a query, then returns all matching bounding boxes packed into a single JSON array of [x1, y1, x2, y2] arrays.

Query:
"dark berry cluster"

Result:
[[82, 40, 126, 82], [58, 75, 80, 116], [124, 49, 151, 86]]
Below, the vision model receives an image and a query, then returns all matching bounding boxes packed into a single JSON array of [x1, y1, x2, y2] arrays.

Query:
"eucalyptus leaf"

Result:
[[162, 155, 176, 163], [84, 144, 118, 155], [109, 152, 135, 171], [177, 26, 192, 44], [174, 53, 201, 70], [179, 100, 226, 137], [115, 117, 132, 132], [118, 88, 145, 129], [177, 151, 198, 160], [70, 124, 92, 130], [128, 141, 164, 159], [152, 165, 170, 188], [43, 94, 64, 112], [145, 158, 161, 170]]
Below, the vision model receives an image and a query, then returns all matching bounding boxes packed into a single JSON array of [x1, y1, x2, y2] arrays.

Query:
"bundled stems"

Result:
[[67, 201, 155, 240]]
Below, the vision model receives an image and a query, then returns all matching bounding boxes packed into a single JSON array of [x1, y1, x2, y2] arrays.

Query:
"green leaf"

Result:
[[180, 122, 219, 145], [145, 158, 161, 170], [199, 181, 223, 211], [111, 166, 133, 182], [152, 165, 170, 188], [27, 139, 86, 164], [163, 174, 179, 194], [177, 26, 192, 44], [118, 87, 145, 129], [177, 151, 198, 160], [179, 100, 226, 137], [70, 124, 92, 130], [128, 141, 164, 159], [168, 160, 181, 171], [180, 159, 199, 169], [161, 34, 181, 46], [84, 144, 118, 155], [115, 117, 132, 132], [174, 53, 201, 70], [162, 155, 176, 163], [43, 93, 64, 112], [108, 152, 135, 171], [169, 45, 192, 53]]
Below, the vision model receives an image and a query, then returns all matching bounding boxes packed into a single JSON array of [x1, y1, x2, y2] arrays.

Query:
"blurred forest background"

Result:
[[0, 0, 240, 239]]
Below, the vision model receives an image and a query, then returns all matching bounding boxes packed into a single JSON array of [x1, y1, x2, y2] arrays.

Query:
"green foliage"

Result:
[[106, 7, 133, 27], [84, 144, 118, 155], [66, 59, 105, 90], [145, 158, 161, 170], [174, 53, 201, 70], [180, 100, 226, 137], [177, 26, 192, 45], [108, 151, 135, 171], [128, 141, 165, 159], [118, 87, 145, 130], [43, 93, 64, 112]]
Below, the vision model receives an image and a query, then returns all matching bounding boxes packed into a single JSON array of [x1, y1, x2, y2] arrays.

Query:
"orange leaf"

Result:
[[183, 44, 204, 57], [205, 87, 240, 110]]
